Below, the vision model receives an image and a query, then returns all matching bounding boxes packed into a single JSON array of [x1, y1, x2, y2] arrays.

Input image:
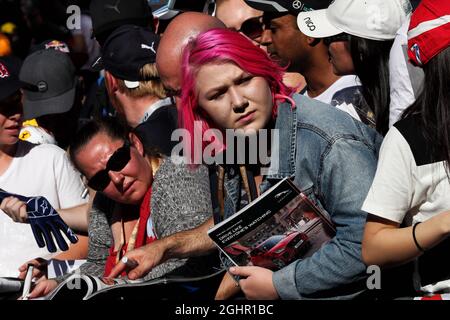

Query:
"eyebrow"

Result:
[[204, 73, 251, 98]]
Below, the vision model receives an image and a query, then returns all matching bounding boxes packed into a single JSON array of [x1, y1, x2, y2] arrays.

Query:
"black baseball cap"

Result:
[[244, 0, 332, 16], [95, 25, 160, 89], [90, 0, 153, 41], [0, 56, 27, 101], [19, 50, 76, 120]]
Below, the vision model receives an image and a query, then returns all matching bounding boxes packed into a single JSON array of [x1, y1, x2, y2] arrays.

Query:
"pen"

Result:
[[21, 264, 34, 300], [81, 187, 89, 199]]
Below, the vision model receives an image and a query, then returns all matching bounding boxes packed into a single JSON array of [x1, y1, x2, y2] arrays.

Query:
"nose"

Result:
[[229, 87, 248, 113], [260, 29, 272, 47], [108, 170, 125, 188]]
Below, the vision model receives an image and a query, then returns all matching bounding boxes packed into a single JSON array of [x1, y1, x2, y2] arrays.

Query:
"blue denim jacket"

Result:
[[221, 94, 382, 299]]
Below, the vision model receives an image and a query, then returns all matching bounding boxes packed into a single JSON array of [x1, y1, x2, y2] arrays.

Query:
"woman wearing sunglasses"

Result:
[[27, 117, 215, 298], [175, 28, 381, 300]]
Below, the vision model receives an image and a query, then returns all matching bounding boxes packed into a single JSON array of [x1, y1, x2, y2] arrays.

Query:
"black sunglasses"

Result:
[[87, 140, 131, 191], [323, 33, 351, 46], [238, 16, 264, 40]]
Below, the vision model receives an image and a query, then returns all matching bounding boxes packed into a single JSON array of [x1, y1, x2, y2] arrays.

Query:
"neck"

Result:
[[301, 50, 341, 98], [0, 143, 18, 175], [117, 95, 161, 128]]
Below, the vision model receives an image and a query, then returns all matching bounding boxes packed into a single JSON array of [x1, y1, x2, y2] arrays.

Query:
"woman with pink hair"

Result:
[[178, 28, 383, 300]]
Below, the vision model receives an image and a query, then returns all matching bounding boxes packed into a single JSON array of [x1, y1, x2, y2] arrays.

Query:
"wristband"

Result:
[[412, 222, 425, 252]]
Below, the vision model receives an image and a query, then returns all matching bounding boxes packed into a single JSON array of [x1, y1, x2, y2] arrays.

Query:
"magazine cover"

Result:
[[208, 178, 336, 270]]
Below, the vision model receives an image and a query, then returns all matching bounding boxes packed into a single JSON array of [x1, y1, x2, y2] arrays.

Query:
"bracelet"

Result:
[[412, 222, 426, 252]]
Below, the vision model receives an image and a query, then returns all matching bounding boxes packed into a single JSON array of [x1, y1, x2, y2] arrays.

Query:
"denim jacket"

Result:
[[221, 94, 383, 300]]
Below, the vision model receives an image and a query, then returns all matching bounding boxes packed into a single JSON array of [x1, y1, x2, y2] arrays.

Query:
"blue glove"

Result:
[[0, 189, 78, 253]]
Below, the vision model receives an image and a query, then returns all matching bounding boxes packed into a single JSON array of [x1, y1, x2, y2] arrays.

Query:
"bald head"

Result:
[[156, 12, 225, 96]]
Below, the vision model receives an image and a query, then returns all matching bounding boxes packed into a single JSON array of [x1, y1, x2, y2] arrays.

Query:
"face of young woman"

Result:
[[328, 41, 355, 76], [0, 92, 22, 146], [75, 133, 152, 205], [195, 62, 273, 133]]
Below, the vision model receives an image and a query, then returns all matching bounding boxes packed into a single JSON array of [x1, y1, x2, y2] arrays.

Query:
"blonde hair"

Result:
[[117, 63, 166, 99]]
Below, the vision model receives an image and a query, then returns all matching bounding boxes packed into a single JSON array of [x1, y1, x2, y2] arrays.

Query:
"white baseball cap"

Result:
[[297, 0, 411, 41]]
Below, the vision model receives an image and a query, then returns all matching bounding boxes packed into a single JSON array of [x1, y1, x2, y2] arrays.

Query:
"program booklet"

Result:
[[208, 177, 336, 270], [30, 269, 225, 301]]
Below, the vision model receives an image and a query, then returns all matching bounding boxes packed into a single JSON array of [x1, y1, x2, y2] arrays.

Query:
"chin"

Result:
[[0, 137, 19, 145]]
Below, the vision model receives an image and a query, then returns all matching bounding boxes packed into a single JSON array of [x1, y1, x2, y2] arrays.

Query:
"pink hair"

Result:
[[179, 28, 295, 162]]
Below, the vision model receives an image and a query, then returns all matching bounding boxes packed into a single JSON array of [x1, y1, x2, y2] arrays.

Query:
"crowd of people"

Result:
[[1, 0, 450, 301]]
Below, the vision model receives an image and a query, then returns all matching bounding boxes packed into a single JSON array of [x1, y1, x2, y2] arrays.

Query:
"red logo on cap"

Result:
[[0, 62, 10, 79]]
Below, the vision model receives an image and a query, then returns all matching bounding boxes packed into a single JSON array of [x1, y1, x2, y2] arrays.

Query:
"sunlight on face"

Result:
[[195, 62, 273, 133]]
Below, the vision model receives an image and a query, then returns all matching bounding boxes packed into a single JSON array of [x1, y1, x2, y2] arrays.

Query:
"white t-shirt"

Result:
[[305, 75, 362, 121], [362, 118, 450, 294], [0, 141, 87, 277]]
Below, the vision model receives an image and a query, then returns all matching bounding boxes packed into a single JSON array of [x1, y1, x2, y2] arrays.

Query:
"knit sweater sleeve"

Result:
[[143, 159, 213, 280], [54, 194, 113, 282]]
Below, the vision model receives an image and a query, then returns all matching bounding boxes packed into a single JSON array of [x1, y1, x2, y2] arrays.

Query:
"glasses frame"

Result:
[[87, 140, 131, 191]]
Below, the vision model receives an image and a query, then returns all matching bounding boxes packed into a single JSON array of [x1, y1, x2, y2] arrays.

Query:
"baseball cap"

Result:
[[95, 25, 160, 89], [90, 0, 153, 40], [19, 50, 76, 120], [297, 0, 411, 40], [0, 56, 27, 101], [407, 0, 450, 67], [244, 0, 332, 16]]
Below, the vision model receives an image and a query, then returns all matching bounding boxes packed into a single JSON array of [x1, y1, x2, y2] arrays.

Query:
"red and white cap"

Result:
[[407, 0, 450, 67]]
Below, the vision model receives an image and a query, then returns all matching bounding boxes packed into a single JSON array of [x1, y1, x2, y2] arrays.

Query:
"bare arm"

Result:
[[362, 212, 450, 267], [1, 196, 92, 233], [108, 216, 216, 279]]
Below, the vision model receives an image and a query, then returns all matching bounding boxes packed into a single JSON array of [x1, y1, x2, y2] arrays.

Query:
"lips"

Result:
[[237, 111, 256, 125]]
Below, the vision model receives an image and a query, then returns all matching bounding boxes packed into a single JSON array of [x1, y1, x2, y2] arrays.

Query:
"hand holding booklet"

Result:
[[208, 177, 336, 270]]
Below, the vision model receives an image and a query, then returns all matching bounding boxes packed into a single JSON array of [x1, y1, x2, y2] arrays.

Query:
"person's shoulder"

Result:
[[292, 94, 365, 134], [393, 115, 440, 165], [24, 142, 68, 163]]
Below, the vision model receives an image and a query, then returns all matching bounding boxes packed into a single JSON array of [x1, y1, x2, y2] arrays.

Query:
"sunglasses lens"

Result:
[[108, 145, 131, 171], [240, 18, 263, 40], [87, 143, 131, 191], [88, 171, 110, 191]]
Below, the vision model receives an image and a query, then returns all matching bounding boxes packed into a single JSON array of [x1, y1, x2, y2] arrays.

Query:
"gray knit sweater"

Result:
[[57, 158, 214, 281]]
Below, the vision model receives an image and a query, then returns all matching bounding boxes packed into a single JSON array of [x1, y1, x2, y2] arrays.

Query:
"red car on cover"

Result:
[[249, 231, 309, 269]]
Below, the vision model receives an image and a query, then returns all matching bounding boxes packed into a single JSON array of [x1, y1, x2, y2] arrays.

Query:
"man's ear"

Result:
[[129, 132, 144, 156], [306, 36, 321, 47], [105, 71, 118, 94]]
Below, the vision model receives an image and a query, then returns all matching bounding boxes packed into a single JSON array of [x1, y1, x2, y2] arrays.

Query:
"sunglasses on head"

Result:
[[323, 33, 351, 46], [87, 140, 131, 191], [238, 16, 264, 40]]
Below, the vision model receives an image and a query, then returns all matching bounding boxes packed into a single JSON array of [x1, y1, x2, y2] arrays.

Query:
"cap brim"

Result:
[[23, 85, 76, 120], [0, 78, 28, 101], [297, 9, 342, 38]]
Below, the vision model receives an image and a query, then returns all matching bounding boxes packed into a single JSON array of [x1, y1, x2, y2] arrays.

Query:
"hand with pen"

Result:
[[0, 188, 78, 253]]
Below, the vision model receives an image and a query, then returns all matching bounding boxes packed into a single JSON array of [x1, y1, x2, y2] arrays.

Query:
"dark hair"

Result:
[[349, 36, 394, 135], [68, 117, 130, 171], [69, 117, 163, 172], [402, 47, 450, 176]]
